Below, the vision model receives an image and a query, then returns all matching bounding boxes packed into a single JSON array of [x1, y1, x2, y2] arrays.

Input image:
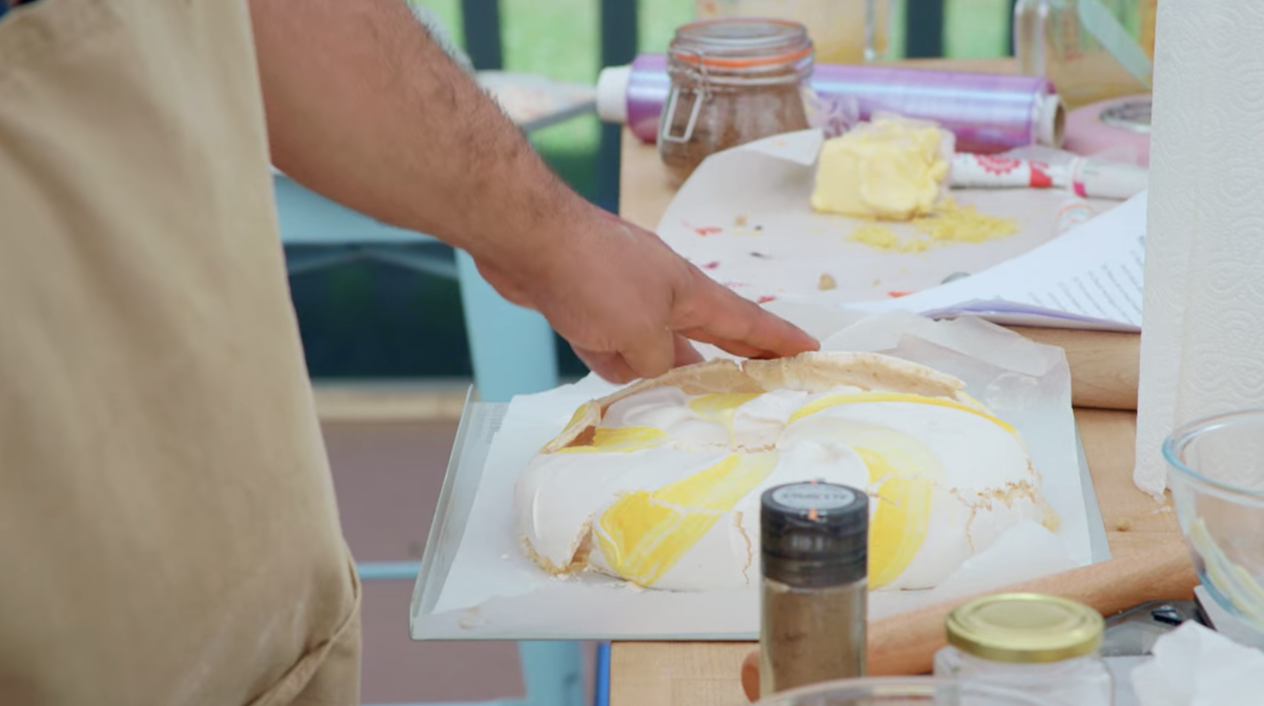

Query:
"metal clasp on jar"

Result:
[[659, 47, 710, 144]]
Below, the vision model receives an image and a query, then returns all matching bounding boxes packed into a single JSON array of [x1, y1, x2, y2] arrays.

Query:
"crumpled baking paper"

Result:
[[1130, 621, 1264, 706]]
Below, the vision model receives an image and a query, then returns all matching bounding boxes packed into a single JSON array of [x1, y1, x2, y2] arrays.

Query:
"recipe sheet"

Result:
[[852, 193, 1148, 332]]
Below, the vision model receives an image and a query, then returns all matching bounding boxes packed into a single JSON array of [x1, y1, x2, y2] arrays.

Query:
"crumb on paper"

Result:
[[871, 279, 881, 287], [754, 225, 763, 232], [1116, 518, 1133, 532], [849, 224, 899, 248], [750, 251, 770, 259], [735, 215, 748, 227], [500, 553, 511, 561], [846, 198, 1019, 253], [458, 606, 485, 630], [849, 224, 928, 253], [916, 198, 1019, 244], [818, 273, 837, 291], [899, 267, 908, 274]]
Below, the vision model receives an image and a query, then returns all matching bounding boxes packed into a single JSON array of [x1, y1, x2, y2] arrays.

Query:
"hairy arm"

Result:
[[247, 0, 818, 381], [249, 0, 578, 279]]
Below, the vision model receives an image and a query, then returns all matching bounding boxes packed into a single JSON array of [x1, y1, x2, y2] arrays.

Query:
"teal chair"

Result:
[[275, 175, 562, 402]]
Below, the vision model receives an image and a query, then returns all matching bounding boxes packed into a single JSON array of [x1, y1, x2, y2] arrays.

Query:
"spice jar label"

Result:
[[770, 483, 857, 510]]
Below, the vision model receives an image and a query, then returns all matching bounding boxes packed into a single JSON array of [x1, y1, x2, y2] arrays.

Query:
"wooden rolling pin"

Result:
[[740, 537, 1197, 702], [1005, 327, 1140, 411]]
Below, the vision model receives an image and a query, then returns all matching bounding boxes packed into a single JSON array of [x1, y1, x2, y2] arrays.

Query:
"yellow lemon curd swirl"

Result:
[[556, 388, 1018, 589], [841, 430, 941, 589], [596, 453, 778, 587], [554, 427, 669, 454], [790, 391, 1017, 435], [688, 393, 762, 445]]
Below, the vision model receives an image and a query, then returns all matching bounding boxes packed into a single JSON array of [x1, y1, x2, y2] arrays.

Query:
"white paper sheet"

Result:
[[414, 309, 1099, 640], [851, 193, 1149, 332], [656, 130, 1119, 311]]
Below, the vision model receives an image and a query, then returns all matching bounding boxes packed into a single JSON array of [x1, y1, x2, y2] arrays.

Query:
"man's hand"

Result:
[[249, 0, 817, 383], [477, 205, 817, 383]]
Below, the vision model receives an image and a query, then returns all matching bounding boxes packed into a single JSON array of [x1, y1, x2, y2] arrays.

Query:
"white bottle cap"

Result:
[[596, 65, 632, 124], [1036, 93, 1067, 148]]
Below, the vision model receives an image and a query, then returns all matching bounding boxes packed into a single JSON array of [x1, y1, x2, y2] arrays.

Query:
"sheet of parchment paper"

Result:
[[657, 130, 1115, 307], [415, 308, 1096, 640]]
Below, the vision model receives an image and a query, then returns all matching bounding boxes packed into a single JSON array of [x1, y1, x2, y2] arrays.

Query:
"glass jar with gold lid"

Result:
[[658, 18, 814, 184], [933, 593, 1113, 706]]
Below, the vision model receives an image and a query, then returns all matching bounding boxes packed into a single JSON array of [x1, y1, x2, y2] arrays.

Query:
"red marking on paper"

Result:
[[702, 261, 721, 270], [683, 220, 723, 236], [756, 295, 777, 304], [887, 291, 914, 298]]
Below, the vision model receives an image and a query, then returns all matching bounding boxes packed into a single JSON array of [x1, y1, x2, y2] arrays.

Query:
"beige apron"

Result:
[[0, 0, 361, 703]]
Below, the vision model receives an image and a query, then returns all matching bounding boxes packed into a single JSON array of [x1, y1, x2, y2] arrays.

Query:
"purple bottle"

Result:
[[596, 54, 1064, 154]]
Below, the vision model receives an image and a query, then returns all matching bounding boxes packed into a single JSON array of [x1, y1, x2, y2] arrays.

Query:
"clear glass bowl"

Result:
[[1164, 410, 1264, 644], [754, 676, 1061, 705]]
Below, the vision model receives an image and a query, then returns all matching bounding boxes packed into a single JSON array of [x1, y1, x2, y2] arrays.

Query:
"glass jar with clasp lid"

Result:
[[658, 18, 814, 184], [933, 593, 1114, 706]]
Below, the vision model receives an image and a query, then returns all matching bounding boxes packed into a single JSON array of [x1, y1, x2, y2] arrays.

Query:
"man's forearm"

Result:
[[249, 0, 584, 274]]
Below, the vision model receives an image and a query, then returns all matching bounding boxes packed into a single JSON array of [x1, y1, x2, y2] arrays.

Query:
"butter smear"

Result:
[[810, 116, 1019, 251], [811, 117, 951, 221]]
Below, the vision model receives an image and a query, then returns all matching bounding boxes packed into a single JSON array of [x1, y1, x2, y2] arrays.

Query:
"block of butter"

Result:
[[811, 116, 954, 221]]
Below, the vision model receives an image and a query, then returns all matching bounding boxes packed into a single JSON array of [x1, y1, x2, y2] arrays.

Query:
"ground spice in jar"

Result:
[[759, 481, 869, 698], [658, 19, 814, 184]]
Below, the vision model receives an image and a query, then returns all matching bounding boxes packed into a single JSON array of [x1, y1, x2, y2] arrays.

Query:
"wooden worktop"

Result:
[[610, 57, 1174, 706]]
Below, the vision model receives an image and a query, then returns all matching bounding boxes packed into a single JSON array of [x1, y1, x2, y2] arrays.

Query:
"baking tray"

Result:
[[410, 392, 1112, 641]]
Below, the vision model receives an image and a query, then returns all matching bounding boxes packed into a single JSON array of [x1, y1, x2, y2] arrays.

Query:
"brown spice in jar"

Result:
[[760, 577, 867, 695], [660, 81, 809, 184]]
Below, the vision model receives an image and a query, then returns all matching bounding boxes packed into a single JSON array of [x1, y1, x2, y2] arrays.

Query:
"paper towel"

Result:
[[1130, 622, 1264, 706], [1133, 1, 1264, 499]]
